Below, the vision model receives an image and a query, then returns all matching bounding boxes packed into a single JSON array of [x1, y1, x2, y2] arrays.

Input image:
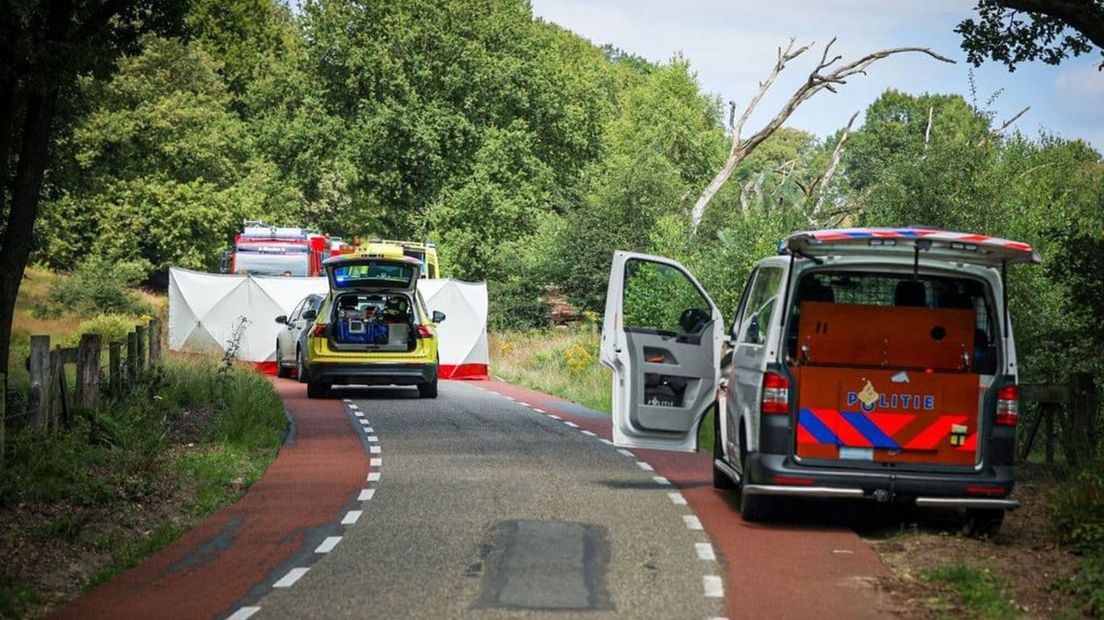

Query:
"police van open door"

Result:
[[599, 251, 723, 452]]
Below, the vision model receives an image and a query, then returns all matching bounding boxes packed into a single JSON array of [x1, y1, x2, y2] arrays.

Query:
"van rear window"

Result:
[[788, 271, 997, 374]]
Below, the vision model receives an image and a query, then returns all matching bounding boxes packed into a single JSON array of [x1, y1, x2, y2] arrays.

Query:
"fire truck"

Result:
[[221, 222, 350, 277]]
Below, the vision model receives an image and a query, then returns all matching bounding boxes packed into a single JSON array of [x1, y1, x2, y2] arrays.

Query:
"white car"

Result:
[[600, 227, 1039, 534]]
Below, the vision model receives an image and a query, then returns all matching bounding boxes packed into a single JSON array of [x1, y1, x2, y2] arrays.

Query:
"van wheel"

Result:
[[276, 345, 291, 378], [307, 381, 330, 399], [712, 406, 737, 490], [738, 435, 773, 522], [964, 509, 1005, 537], [418, 377, 438, 399]]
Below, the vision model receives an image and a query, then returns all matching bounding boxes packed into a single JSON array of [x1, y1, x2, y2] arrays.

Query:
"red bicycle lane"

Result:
[[478, 379, 893, 620], [51, 378, 368, 620]]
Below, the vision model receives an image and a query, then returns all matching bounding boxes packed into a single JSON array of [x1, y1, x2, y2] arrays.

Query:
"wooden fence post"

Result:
[[1068, 372, 1098, 465], [109, 342, 122, 398], [148, 318, 161, 364], [135, 324, 147, 374], [28, 335, 51, 428], [127, 331, 138, 383], [51, 348, 68, 428], [1, 372, 6, 487], [75, 334, 102, 410]]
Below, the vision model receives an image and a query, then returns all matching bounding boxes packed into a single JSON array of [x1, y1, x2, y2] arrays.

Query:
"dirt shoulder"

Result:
[[863, 466, 1087, 619]]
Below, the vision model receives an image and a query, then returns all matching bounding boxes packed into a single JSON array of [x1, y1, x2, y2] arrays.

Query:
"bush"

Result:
[[34, 256, 152, 319], [64, 314, 143, 347]]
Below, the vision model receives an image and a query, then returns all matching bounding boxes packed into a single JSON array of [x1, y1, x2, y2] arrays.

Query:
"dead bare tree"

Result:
[[688, 38, 955, 236], [801, 110, 859, 224]]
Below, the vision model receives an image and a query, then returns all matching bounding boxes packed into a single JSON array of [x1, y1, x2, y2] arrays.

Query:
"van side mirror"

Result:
[[746, 315, 761, 344], [275, 315, 287, 324], [301, 309, 317, 321], [432, 310, 446, 323]]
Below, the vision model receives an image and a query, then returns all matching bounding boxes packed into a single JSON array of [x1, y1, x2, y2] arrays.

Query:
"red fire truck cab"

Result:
[[222, 222, 344, 277]]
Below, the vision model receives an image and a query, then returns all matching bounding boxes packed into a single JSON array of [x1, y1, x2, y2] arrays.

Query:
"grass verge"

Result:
[[923, 562, 1018, 619], [490, 327, 715, 450], [0, 356, 286, 618]]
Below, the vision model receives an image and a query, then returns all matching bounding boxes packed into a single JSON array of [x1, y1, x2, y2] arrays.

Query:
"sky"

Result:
[[529, 0, 1104, 152]]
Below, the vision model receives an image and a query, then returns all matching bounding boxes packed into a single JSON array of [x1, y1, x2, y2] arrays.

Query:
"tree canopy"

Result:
[[957, 0, 1104, 70]]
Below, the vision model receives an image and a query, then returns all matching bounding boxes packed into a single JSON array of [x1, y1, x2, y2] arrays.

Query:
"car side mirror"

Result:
[[301, 309, 317, 321], [432, 310, 446, 323], [275, 315, 287, 324]]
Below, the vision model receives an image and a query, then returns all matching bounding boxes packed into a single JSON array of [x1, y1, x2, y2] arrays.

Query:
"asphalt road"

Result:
[[252, 381, 725, 619]]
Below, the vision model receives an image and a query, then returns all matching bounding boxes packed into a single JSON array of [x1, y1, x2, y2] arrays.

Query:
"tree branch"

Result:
[[991, 105, 1030, 136], [809, 110, 859, 223], [998, 0, 1104, 51], [688, 39, 955, 235]]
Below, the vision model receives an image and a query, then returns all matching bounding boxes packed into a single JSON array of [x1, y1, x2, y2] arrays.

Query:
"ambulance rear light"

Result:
[[416, 325, 433, 339], [311, 323, 329, 337], [995, 385, 1019, 426], [761, 372, 790, 415]]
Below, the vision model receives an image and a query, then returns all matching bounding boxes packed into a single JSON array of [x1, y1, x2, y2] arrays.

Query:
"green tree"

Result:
[[957, 0, 1104, 70]]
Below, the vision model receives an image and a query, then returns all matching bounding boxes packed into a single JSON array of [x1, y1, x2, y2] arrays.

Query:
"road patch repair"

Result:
[[50, 378, 371, 620], [477, 379, 892, 620]]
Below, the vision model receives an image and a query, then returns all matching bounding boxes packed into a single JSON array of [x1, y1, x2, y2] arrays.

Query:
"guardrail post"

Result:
[[75, 334, 102, 410], [28, 335, 50, 428], [148, 318, 161, 364], [135, 324, 147, 375], [127, 331, 138, 383]]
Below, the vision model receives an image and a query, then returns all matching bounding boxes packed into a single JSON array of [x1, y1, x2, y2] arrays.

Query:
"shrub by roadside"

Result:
[[0, 356, 286, 618], [32, 257, 152, 319]]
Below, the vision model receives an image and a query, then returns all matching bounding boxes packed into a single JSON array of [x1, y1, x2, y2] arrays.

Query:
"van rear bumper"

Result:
[[743, 452, 1018, 509]]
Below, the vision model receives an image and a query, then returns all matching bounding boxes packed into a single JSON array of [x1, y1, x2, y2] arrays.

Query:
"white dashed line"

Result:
[[343, 398, 352, 403], [353, 411, 364, 418], [653, 476, 671, 486], [315, 536, 342, 554], [362, 426, 374, 433], [532, 408, 546, 414], [369, 446, 381, 454], [366, 436, 379, 443], [563, 421, 579, 428], [695, 542, 716, 561], [358, 488, 376, 501], [599, 438, 614, 445], [636, 461, 655, 471], [683, 515, 703, 530], [617, 449, 634, 458], [703, 575, 724, 598], [505, 396, 516, 401], [225, 606, 260, 620], [348, 404, 359, 410], [581, 430, 597, 437], [341, 510, 363, 525], [273, 567, 310, 588], [668, 492, 687, 505], [547, 414, 561, 420], [370, 457, 382, 466], [367, 472, 381, 482]]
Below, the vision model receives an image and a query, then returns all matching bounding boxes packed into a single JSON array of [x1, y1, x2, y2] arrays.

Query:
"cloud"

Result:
[[1055, 63, 1104, 120]]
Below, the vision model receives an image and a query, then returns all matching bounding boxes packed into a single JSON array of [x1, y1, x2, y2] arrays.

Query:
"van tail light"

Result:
[[761, 372, 790, 415], [416, 325, 433, 339], [311, 323, 329, 337], [995, 385, 1019, 426]]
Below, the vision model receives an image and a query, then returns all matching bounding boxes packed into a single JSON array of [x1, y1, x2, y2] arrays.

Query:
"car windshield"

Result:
[[330, 261, 416, 288], [234, 252, 309, 276]]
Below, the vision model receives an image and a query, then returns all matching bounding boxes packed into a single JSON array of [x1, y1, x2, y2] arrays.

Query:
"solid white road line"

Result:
[[703, 575, 724, 598], [563, 421, 579, 428], [315, 536, 342, 554], [225, 606, 261, 620], [695, 542, 717, 561], [636, 461, 655, 471], [273, 567, 310, 588], [617, 449, 634, 458], [369, 446, 381, 454], [370, 457, 382, 467], [683, 515, 703, 530], [653, 476, 671, 486], [358, 488, 376, 501], [668, 492, 688, 505], [367, 472, 381, 482], [341, 510, 363, 525]]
